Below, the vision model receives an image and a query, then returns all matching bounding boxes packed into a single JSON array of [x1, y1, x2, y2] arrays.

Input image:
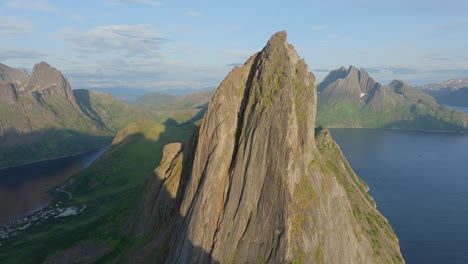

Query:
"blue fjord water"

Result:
[[331, 128, 468, 264], [0, 146, 108, 225]]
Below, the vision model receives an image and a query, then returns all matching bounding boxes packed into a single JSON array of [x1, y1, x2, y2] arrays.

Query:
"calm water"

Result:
[[331, 129, 468, 264], [0, 146, 108, 225], [444, 104, 468, 113]]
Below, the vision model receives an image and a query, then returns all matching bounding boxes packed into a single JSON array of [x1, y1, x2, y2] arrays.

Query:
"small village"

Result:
[[0, 200, 85, 243]]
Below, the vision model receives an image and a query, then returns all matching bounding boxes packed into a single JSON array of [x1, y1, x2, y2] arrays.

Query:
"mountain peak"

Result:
[[166, 32, 402, 264], [318, 65, 379, 94], [267, 30, 287, 45], [23, 61, 78, 104]]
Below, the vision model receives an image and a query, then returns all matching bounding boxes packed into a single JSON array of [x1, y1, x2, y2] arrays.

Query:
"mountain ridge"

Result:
[[317, 66, 468, 131], [418, 78, 468, 107], [0, 61, 159, 168]]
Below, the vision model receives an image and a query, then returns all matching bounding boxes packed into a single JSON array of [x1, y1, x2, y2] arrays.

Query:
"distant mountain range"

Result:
[[317, 66, 468, 131], [90, 87, 214, 102], [130, 90, 214, 124], [0, 62, 158, 168], [418, 78, 468, 107]]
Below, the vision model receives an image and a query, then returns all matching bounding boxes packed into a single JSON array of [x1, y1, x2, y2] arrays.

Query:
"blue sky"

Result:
[[1, 0, 468, 90]]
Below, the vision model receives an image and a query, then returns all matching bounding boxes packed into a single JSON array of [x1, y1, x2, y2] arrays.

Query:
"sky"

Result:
[[1, 0, 468, 90]]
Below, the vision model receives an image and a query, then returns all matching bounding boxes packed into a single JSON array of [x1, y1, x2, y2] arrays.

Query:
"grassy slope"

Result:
[[317, 83, 468, 131], [0, 121, 195, 263], [315, 127, 403, 263], [130, 90, 213, 124], [0, 90, 163, 168]]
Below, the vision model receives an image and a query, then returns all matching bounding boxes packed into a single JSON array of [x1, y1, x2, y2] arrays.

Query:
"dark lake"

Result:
[[0, 146, 108, 226], [331, 128, 468, 264]]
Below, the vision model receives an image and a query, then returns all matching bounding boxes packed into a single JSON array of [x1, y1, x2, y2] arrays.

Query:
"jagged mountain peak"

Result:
[[165, 31, 402, 264], [0, 62, 29, 90], [27, 61, 69, 92], [317, 65, 380, 101]]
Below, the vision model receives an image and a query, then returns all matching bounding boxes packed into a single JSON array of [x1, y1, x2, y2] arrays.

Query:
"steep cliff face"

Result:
[[27, 62, 78, 106], [165, 32, 403, 263]]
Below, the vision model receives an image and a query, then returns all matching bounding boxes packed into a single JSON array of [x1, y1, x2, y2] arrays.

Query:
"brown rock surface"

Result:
[[163, 31, 404, 263]]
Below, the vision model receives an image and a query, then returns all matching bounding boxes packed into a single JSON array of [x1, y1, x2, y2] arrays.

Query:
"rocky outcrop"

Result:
[[0, 63, 29, 91], [128, 143, 185, 236], [162, 32, 403, 263], [0, 81, 18, 104], [26, 62, 77, 104]]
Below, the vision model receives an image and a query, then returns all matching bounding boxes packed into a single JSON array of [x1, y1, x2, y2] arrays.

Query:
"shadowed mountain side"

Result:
[[0, 120, 201, 263], [0, 128, 112, 168], [73, 90, 106, 128], [0, 61, 165, 168], [74, 89, 161, 132]]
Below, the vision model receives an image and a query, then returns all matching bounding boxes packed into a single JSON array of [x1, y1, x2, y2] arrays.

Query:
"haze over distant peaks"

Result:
[[418, 78, 468, 107]]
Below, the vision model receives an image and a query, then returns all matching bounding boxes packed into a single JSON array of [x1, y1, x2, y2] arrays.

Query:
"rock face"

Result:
[[318, 66, 380, 96], [128, 143, 185, 236], [317, 66, 468, 130], [27, 62, 77, 104], [164, 32, 403, 263], [0, 63, 29, 90]]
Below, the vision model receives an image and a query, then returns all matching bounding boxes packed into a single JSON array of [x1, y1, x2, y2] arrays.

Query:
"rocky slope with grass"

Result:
[[164, 31, 403, 263], [0, 62, 158, 168], [317, 66, 468, 131]]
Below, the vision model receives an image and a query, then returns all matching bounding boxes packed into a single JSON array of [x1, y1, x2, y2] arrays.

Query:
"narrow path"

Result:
[[56, 188, 73, 201]]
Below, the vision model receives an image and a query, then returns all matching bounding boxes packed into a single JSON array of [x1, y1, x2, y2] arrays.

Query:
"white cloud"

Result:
[[0, 17, 34, 35], [312, 24, 328, 30], [185, 11, 202, 17], [329, 34, 352, 41], [223, 49, 254, 61], [5, 0, 58, 12], [59, 25, 167, 58], [0, 49, 45, 60], [67, 15, 87, 23], [105, 0, 160, 6]]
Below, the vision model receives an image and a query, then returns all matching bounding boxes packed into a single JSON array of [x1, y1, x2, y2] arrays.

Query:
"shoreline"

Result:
[[0, 144, 110, 171], [328, 126, 468, 134]]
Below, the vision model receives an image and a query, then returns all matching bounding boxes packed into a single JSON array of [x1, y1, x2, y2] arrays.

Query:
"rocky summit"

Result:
[[152, 31, 404, 263]]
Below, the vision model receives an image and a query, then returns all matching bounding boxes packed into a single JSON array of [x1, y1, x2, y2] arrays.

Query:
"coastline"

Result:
[[327, 126, 468, 134], [0, 144, 110, 171]]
